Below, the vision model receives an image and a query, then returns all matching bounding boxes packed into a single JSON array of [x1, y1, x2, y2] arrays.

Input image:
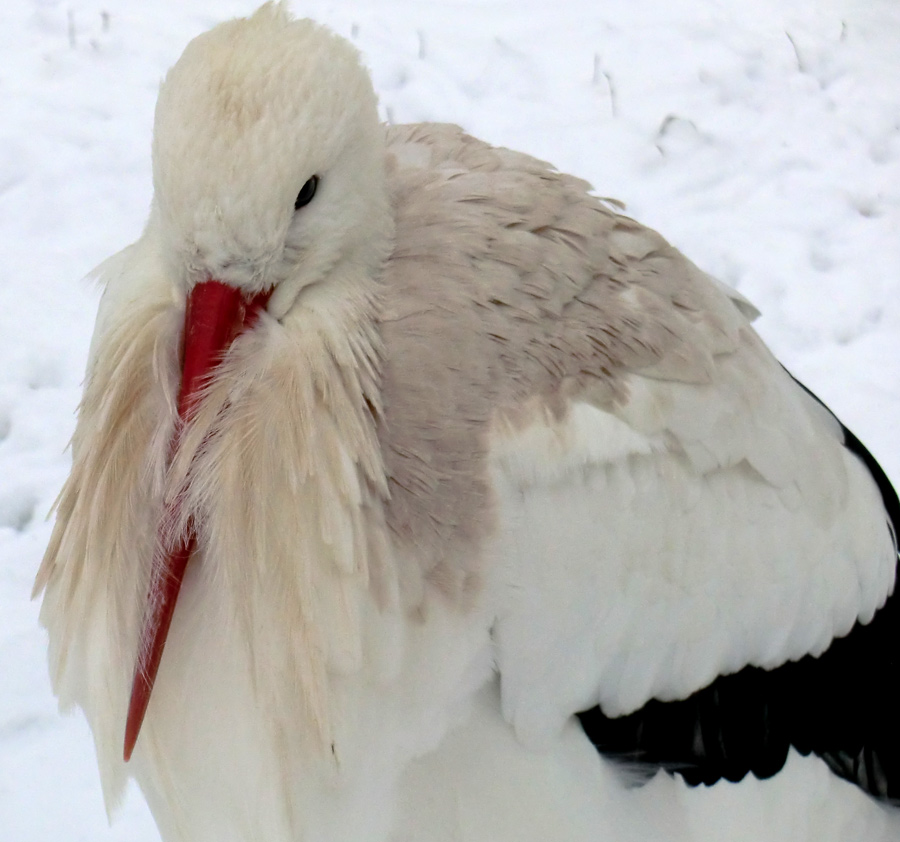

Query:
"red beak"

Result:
[[123, 280, 271, 761]]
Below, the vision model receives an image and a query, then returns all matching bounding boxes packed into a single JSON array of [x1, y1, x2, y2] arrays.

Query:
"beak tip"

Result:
[[123, 678, 145, 763]]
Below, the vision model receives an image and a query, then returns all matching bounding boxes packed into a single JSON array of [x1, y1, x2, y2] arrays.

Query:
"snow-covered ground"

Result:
[[1, 0, 898, 839]]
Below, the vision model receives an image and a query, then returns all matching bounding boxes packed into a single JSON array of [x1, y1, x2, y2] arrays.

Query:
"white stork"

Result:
[[34, 4, 900, 841]]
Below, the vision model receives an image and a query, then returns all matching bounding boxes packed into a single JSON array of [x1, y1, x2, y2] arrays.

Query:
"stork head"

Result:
[[124, 4, 393, 761], [150, 1, 391, 318]]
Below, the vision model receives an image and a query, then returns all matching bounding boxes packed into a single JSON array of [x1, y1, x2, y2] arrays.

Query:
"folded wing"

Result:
[[489, 285, 898, 797]]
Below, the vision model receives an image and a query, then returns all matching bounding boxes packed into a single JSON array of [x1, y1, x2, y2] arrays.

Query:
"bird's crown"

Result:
[[151, 3, 391, 311]]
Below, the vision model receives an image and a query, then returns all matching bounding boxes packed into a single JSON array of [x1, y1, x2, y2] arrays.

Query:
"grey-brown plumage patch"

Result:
[[377, 123, 746, 593]]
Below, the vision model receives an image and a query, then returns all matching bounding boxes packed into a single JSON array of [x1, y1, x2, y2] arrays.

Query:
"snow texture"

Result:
[[1, 0, 898, 840]]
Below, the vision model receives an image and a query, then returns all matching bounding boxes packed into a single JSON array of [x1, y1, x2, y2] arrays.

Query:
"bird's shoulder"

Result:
[[375, 121, 782, 591], [382, 120, 755, 383]]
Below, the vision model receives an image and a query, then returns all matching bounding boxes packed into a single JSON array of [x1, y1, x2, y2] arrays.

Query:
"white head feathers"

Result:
[[150, 3, 392, 316]]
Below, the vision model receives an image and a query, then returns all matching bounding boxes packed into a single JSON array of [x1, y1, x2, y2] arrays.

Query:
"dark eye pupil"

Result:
[[294, 175, 319, 210]]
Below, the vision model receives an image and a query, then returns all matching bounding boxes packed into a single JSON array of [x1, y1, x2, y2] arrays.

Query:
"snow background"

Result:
[[1, 0, 898, 839]]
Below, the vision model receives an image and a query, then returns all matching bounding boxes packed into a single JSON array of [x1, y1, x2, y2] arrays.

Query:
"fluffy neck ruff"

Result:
[[36, 260, 392, 808]]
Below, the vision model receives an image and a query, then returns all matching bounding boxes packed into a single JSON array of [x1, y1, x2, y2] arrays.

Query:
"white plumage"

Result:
[[34, 4, 900, 841]]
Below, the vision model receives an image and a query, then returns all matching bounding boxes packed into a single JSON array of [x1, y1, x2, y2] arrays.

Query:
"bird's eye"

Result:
[[294, 175, 319, 210]]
